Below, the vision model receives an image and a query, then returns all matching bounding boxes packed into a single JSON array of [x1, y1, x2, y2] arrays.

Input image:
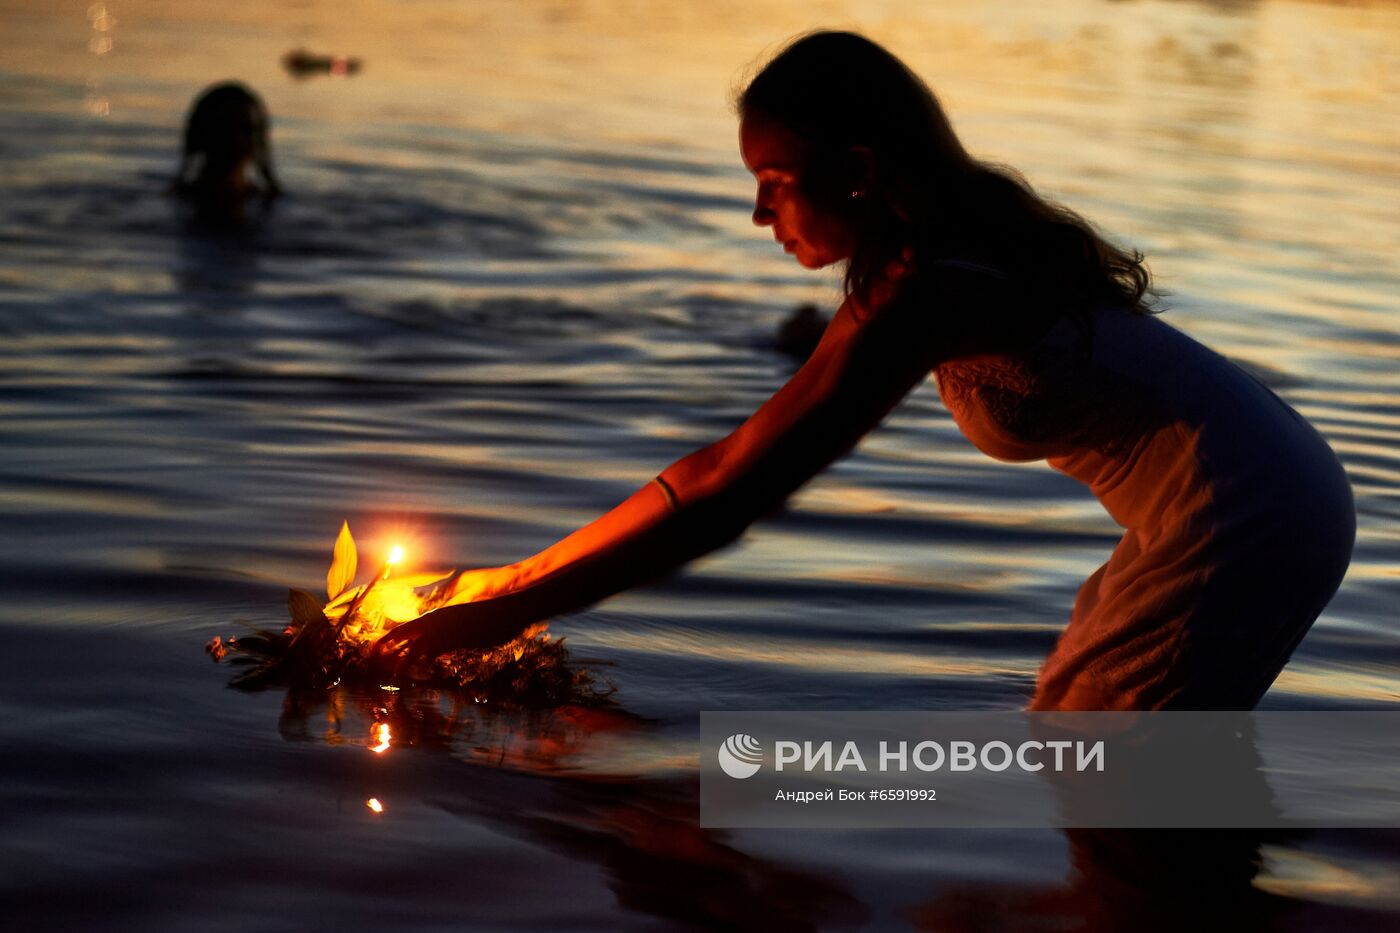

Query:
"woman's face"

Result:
[[740, 114, 857, 270]]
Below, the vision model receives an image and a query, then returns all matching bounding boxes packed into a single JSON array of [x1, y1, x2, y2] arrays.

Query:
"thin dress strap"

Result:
[[925, 258, 1012, 279]]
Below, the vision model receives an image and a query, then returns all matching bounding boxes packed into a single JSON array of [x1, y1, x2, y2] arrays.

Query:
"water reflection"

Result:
[[3, 0, 1397, 926], [171, 228, 267, 307], [84, 2, 115, 116], [906, 829, 1289, 932], [262, 685, 1394, 930], [273, 682, 868, 929]]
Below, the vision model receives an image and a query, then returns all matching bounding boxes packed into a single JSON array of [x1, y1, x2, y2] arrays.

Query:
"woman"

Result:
[[373, 31, 1354, 712], [173, 82, 282, 225]]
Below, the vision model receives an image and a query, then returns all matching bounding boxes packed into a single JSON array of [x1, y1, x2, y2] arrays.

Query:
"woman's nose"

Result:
[[752, 201, 775, 227]]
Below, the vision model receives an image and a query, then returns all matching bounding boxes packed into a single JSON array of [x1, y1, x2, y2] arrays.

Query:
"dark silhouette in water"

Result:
[[372, 30, 1351, 718], [775, 303, 829, 361], [173, 82, 281, 227]]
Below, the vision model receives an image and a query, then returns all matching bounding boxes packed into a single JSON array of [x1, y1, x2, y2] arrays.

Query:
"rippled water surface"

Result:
[[3, 0, 1399, 929]]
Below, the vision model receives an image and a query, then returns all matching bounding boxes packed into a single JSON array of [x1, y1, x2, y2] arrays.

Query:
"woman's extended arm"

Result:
[[372, 280, 946, 672]]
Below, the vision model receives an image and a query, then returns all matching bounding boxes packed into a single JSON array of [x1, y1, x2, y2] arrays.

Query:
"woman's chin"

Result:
[[779, 241, 840, 270]]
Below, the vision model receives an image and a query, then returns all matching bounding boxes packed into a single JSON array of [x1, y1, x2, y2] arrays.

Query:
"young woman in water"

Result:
[[173, 82, 282, 225], [373, 31, 1354, 711]]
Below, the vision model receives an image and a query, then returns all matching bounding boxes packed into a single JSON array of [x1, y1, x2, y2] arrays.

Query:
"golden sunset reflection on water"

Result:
[[2, 0, 1398, 927]]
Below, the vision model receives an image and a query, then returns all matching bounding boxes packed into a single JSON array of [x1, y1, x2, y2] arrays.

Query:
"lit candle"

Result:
[[380, 544, 405, 581]]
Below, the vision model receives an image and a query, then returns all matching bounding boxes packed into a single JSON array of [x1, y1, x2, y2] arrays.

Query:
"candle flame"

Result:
[[379, 544, 407, 583], [371, 722, 391, 754], [367, 797, 384, 813]]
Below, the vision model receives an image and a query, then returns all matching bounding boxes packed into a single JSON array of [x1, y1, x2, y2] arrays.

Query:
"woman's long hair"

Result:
[[174, 82, 281, 200], [737, 31, 1155, 318]]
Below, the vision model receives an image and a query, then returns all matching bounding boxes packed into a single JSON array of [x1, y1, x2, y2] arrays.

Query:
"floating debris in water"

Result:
[[282, 48, 363, 78]]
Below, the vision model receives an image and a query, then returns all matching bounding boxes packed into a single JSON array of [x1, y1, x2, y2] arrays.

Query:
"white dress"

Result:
[[933, 301, 1355, 710]]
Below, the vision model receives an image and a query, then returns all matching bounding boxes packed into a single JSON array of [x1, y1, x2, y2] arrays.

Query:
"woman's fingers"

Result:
[[368, 600, 525, 680], [369, 621, 430, 680]]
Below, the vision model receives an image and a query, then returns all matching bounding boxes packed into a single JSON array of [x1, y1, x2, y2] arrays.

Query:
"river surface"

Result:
[[2, 0, 1398, 929]]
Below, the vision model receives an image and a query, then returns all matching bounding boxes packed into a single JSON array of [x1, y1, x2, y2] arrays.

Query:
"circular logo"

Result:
[[717, 733, 763, 779]]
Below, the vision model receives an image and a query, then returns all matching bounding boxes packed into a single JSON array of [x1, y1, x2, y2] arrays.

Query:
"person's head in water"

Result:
[[174, 82, 281, 222], [737, 31, 1152, 314]]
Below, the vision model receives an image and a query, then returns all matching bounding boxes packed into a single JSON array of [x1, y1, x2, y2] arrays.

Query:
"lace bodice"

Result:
[[933, 311, 1165, 464]]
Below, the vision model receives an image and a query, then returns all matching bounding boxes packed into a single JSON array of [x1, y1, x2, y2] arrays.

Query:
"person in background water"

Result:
[[172, 82, 281, 226], [775, 302, 829, 362], [373, 31, 1354, 716]]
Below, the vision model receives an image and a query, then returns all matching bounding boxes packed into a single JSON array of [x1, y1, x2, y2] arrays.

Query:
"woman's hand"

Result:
[[427, 564, 522, 608], [368, 598, 530, 680]]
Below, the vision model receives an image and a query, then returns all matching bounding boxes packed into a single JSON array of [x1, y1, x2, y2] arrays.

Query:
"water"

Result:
[[2, 0, 1398, 928]]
